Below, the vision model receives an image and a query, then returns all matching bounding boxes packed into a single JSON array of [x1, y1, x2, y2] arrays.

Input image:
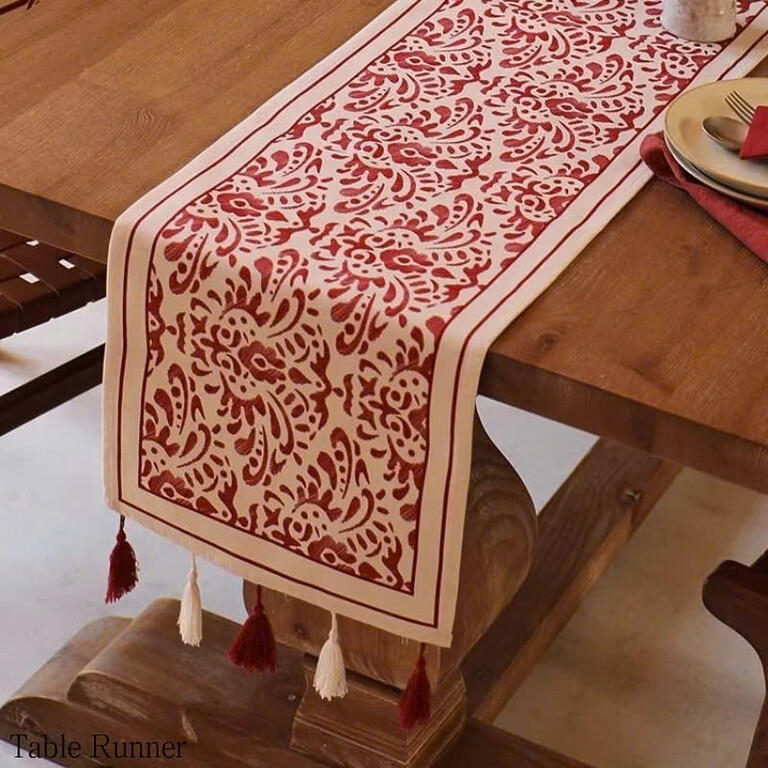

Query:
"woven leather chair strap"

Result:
[[0, 231, 106, 339]]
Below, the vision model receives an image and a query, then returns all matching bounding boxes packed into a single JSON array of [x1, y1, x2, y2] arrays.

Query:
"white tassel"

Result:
[[178, 555, 203, 647], [313, 612, 348, 700]]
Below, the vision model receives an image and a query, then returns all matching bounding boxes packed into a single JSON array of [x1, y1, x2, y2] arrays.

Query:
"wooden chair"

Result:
[[704, 553, 768, 768], [0, 229, 106, 436]]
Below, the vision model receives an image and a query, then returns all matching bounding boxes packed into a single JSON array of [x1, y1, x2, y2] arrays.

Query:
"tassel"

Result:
[[226, 585, 277, 673], [313, 612, 348, 700], [398, 643, 431, 730], [178, 554, 203, 646], [105, 515, 139, 603]]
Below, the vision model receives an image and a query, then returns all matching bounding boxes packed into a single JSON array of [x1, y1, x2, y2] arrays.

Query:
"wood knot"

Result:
[[538, 332, 560, 351], [294, 623, 308, 639], [471, 663, 490, 679]]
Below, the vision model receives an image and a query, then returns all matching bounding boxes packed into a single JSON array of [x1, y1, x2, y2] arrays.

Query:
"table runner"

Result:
[[104, 0, 768, 646]]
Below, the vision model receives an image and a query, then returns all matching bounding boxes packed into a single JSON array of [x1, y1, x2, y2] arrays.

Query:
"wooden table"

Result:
[[1, 1, 766, 766]]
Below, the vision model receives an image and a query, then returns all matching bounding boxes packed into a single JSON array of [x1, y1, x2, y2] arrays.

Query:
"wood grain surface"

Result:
[[439, 720, 593, 768], [463, 439, 680, 721], [293, 656, 467, 767], [0, 0, 398, 255], [0, 599, 592, 767], [1, 0, 765, 491], [484, 177, 768, 494]]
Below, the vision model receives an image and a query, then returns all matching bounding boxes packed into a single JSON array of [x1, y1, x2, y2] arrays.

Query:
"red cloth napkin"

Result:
[[640, 132, 768, 264], [740, 105, 768, 160]]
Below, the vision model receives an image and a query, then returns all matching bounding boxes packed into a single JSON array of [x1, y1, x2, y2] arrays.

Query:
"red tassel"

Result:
[[227, 585, 277, 673], [398, 643, 432, 729], [105, 515, 139, 603]]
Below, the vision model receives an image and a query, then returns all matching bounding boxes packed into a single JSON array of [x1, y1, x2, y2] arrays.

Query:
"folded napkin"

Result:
[[740, 105, 768, 160], [640, 133, 768, 264]]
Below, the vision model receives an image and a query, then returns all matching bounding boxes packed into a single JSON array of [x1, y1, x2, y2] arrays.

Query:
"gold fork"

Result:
[[725, 91, 756, 124]]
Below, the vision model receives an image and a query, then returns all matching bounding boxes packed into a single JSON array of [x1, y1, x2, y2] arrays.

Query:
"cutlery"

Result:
[[725, 91, 756, 125], [702, 115, 748, 151]]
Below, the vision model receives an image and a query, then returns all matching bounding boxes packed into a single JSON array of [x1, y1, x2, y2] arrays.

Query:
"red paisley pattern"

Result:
[[138, 0, 763, 593]]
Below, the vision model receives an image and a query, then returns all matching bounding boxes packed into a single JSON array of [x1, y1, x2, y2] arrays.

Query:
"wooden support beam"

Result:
[[463, 439, 680, 722], [440, 720, 593, 768], [0, 344, 104, 437]]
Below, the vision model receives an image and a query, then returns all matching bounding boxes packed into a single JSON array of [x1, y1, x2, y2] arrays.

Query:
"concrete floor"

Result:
[[0, 302, 764, 766]]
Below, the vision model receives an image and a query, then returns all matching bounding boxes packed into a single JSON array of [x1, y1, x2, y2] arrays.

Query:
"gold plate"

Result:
[[665, 78, 768, 198], [665, 136, 768, 211]]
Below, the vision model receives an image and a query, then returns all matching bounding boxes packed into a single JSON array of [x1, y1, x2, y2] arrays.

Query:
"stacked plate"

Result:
[[664, 78, 768, 210]]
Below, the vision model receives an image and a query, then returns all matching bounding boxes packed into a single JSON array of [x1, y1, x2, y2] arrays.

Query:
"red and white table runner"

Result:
[[104, 0, 768, 646]]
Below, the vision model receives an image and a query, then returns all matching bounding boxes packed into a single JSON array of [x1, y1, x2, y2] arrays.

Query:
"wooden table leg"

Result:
[[464, 439, 680, 720], [293, 656, 467, 768], [246, 409, 539, 766], [703, 553, 768, 768]]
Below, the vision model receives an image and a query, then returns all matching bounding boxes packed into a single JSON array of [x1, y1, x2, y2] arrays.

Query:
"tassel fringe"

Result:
[[227, 585, 277, 673], [313, 613, 348, 700], [178, 555, 203, 646], [105, 515, 139, 603], [398, 643, 431, 729]]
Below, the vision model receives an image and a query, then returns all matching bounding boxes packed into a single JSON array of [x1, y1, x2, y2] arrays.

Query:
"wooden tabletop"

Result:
[[1, 0, 766, 493]]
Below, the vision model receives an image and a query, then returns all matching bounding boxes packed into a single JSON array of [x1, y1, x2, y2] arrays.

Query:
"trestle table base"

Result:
[[0, 436, 686, 767], [0, 599, 589, 767]]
